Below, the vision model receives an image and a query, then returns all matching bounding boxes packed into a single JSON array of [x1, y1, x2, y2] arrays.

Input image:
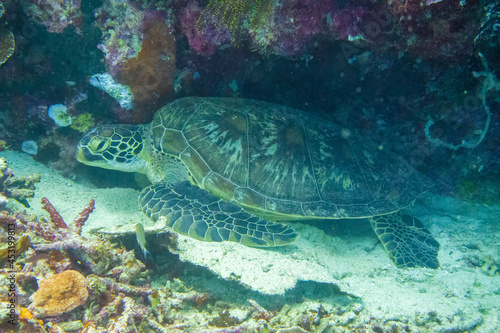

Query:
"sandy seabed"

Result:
[[2, 149, 499, 332]]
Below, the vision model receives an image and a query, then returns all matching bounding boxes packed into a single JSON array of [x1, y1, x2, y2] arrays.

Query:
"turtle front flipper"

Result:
[[139, 181, 298, 247], [370, 212, 440, 269]]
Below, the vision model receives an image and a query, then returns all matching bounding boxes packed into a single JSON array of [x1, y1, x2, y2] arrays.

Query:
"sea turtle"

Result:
[[77, 97, 439, 269]]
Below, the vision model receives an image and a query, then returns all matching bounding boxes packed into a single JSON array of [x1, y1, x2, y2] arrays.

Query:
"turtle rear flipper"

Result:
[[139, 181, 298, 247], [370, 212, 440, 269]]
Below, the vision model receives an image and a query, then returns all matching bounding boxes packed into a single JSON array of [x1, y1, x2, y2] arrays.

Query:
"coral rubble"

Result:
[[0, 157, 40, 208]]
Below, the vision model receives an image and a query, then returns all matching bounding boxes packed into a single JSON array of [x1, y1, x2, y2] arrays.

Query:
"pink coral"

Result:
[[181, 1, 231, 56], [73, 199, 95, 235]]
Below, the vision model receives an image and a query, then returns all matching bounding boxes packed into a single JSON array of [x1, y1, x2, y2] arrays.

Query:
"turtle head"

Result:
[[77, 125, 148, 173]]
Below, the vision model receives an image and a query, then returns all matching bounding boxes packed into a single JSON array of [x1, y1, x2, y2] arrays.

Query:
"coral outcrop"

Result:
[[21, 0, 83, 34], [181, 1, 231, 56], [94, 0, 145, 75], [28, 270, 88, 317]]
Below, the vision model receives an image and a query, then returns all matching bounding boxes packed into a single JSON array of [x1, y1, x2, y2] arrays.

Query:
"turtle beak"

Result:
[[76, 146, 86, 163], [76, 145, 101, 165]]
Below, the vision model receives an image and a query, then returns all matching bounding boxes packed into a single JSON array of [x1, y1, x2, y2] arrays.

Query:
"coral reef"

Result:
[[0, 0, 494, 203], [21, 0, 83, 34], [0, 157, 40, 208], [0, 197, 150, 330], [187, 0, 479, 59], [31, 202, 147, 283], [386, 0, 479, 60], [94, 0, 145, 75], [28, 270, 88, 317]]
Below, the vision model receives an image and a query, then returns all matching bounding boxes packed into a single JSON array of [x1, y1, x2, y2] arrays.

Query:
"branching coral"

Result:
[[41, 197, 67, 229], [73, 199, 95, 235], [6, 198, 144, 283], [40, 197, 95, 234]]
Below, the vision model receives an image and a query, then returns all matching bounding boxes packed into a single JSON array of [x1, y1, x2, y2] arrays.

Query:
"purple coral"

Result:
[[274, 0, 334, 56], [181, 1, 231, 56], [330, 7, 367, 41], [246, 0, 335, 57]]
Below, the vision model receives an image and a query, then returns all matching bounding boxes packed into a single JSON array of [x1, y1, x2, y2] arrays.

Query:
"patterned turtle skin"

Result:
[[77, 97, 440, 268]]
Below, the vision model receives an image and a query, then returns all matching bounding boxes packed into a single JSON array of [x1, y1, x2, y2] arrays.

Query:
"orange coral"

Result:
[[29, 270, 88, 318], [119, 19, 176, 123]]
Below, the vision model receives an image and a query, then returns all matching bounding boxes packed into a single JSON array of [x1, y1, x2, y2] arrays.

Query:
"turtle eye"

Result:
[[91, 138, 110, 153]]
